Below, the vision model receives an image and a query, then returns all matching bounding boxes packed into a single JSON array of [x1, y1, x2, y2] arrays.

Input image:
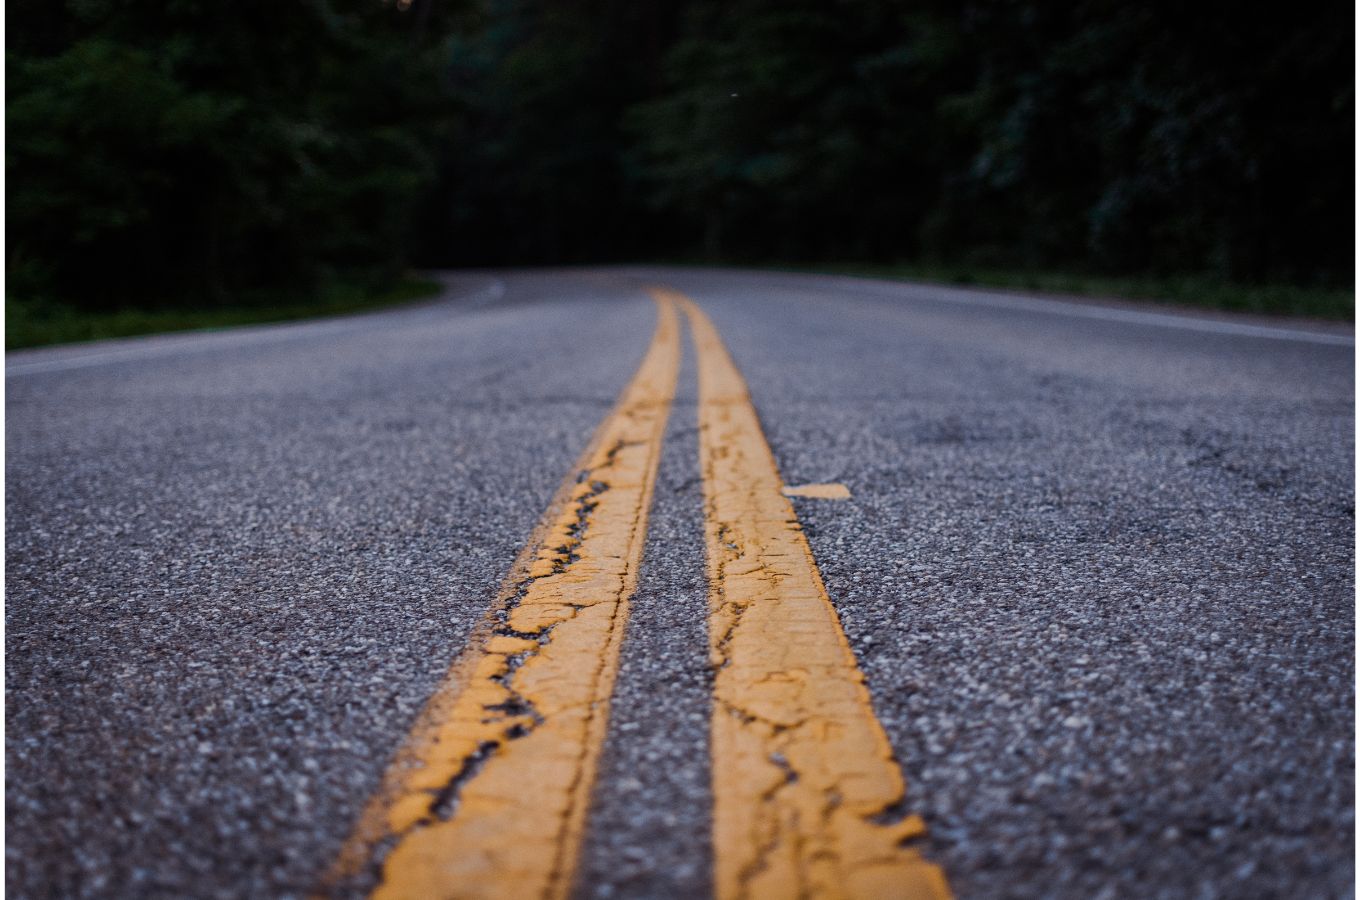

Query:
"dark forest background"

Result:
[[7, 0, 1354, 323]]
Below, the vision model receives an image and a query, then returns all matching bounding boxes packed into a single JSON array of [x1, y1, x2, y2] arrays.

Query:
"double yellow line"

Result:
[[324, 288, 949, 899]]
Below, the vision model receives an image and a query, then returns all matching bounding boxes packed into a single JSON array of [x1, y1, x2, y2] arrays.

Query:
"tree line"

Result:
[[8, 0, 1353, 312]]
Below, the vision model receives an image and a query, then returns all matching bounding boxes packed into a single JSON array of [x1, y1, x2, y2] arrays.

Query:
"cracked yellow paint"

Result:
[[663, 288, 951, 900], [325, 294, 681, 899], [782, 483, 852, 500]]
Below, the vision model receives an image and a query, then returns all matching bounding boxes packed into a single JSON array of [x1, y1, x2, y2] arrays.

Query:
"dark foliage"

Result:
[[8, 0, 1353, 312], [8, 0, 455, 309]]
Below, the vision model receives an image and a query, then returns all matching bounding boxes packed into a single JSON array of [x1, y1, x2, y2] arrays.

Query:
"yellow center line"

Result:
[[325, 294, 681, 899], [661, 287, 951, 900]]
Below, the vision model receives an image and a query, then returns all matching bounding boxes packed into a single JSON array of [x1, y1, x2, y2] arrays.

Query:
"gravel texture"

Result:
[[575, 336, 713, 898], [649, 268, 1354, 899], [7, 267, 1353, 898], [6, 273, 653, 898]]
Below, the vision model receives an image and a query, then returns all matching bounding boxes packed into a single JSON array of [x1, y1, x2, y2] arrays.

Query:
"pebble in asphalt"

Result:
[[6, 268, 1354, 898]]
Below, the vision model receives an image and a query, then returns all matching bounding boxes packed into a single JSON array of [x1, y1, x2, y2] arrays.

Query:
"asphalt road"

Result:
[[6, 268, 1354, 898]]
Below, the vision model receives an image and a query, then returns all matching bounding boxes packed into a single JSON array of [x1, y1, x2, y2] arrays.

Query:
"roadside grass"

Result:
[[791, 263, 1355, 321], [6, 277, 444, 350]]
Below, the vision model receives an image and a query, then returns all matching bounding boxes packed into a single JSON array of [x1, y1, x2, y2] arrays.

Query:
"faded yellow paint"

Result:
[[782, 482, 853, 500], [663, 287, 951, 900], [325, 295, 681, 899]]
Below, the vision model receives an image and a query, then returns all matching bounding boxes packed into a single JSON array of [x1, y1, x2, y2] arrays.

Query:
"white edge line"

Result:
[[826, 275, 1354, 347], [6, 277, 508, 377]]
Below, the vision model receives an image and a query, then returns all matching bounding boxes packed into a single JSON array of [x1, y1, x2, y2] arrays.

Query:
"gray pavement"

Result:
[[7, 268, 1354, 898]]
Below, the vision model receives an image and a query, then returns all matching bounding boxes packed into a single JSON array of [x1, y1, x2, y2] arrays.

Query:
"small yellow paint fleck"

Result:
[[782, 482, 852, 500]]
